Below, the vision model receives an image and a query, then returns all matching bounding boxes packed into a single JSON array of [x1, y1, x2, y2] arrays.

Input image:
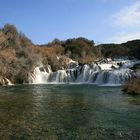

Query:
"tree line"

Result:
[[0, 24, 140, 84]]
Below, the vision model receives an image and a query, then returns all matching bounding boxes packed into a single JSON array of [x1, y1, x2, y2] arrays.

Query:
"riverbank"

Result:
[[122, 79, 140, 95]]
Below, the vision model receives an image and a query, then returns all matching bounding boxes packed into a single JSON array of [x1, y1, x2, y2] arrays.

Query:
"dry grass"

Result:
[[122, 79, 140, 95]]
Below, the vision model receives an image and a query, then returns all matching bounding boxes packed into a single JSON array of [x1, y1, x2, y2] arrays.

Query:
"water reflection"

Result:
[[31, 84, 94, 139], [0, 85, 36, 139], [0, 85, 140, 139]]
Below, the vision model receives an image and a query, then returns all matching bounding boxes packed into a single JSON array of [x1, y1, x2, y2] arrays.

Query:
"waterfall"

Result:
[[48, 70, 67, 83], [29, 66, 51, 84], [0, 77, 12, 85], [29, 59, 140, 85], [94, 69, 133, 85], [5, 78, 12, 85], [76, 64, 100, 83]]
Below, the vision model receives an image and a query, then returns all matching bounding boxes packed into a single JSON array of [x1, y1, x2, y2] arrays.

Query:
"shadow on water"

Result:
[[0, 84, 140, 139]]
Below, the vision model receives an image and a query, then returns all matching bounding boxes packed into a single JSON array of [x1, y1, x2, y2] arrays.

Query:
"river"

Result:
[[0, 84, 140, 139]]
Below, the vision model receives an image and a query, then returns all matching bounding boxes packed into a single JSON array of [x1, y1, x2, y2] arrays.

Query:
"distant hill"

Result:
[[99, 40, 140, 59]]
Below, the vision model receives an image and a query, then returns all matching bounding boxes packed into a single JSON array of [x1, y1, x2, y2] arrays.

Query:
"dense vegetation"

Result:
[[122, 79, 140, 95], [0, 24, 100, 84], [0, 24, 40, 84], [39, 38, 100, 64], [0, 24, 140, 85], [99, 40, 140, 59]]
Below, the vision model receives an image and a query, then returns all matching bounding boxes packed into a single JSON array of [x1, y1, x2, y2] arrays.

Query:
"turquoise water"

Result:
[[0, 84, 140, 140]]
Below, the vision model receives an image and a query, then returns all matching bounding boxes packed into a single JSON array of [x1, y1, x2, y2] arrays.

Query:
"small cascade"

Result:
[[48, 70, 67, 83], [76, 64, 100, 83], [29, 66, 51, 84], [64, 65, 79, 82], [6, 78, 12, 85], [94, 69, 133, 85], [29, 59, 140, 85], [0, 76, 12, 85]]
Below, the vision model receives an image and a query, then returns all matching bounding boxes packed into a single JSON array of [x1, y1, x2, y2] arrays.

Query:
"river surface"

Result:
[[0, 84, 140, 140]]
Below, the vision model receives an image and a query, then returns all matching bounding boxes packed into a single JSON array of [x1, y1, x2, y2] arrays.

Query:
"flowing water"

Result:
[[29, 59, 140, 85], [0, 84, 140, 140]]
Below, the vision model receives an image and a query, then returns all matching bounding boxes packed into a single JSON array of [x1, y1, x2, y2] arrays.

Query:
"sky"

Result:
[[0, 0, 140, 44]]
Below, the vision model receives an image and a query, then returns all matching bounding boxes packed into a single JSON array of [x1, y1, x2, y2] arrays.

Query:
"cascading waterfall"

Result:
[[0, 77, 12, 85], [76, 64, 100, 83], [48, 70, 67, 83], [94, 69, 133, 85], [29, 65, 52, 84], [29, 59, 140, 85]]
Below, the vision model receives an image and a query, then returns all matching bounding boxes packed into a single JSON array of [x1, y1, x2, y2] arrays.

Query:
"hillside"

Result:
[[0, 24, 100, 84], [99, 40, 140, 59], [0, 24, 140, 85]]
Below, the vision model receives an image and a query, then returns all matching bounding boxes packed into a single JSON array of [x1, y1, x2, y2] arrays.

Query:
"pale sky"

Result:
[[0, 0, 140, 44]]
